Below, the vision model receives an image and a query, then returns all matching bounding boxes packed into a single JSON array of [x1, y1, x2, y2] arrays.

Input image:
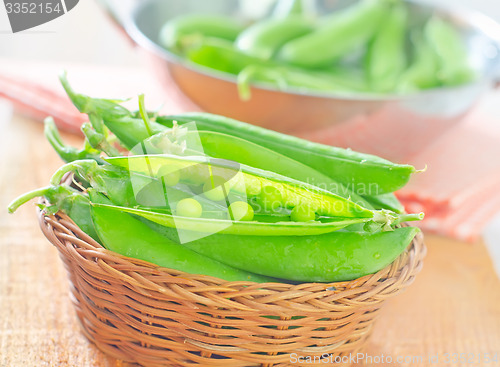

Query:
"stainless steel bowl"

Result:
[[101, 0, 500, 157]]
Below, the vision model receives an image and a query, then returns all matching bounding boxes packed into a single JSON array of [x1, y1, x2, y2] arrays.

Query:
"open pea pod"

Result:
[[91, 203, 371, 236], [105, 154, 374, 219], [103, 155, 422, 236]]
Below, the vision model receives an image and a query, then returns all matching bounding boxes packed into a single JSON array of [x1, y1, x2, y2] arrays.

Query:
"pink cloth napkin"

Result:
[[1, 60, 499, 242], [299, 106, 500, 242]]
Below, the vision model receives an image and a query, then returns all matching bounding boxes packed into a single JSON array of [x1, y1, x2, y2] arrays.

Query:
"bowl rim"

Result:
[[123, 0, 500, 102]]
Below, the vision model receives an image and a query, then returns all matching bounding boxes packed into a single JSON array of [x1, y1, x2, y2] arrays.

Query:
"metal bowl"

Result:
[[101, 0, 500, 156]]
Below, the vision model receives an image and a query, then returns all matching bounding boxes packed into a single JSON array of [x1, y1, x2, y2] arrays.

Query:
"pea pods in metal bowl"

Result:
[[99, 0, 500, 144]]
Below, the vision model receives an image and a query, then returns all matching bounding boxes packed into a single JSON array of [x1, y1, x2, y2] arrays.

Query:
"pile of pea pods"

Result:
[[8, 74, 424, 283], [159, 0, 475, 98]]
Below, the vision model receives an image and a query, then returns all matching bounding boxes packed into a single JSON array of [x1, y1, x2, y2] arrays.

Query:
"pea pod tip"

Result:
[[416, 165, 428, 173]]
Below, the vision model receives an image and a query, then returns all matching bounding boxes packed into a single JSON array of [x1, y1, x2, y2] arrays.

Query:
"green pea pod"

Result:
[[185, 38, 271, 75], [398, 29, 441, 92], [424, 16, 475, 86], [147, 218, 421, 282], [88, 190, 276, 283], [365, 3, 408, 93], [106, 154, 375, 219], [276, 0, 389, 68], [237, 64, 367, 100], [156, 113, 418, 195], [51, 154, 374, 223], [100, 155, 422, 235], [235, 16, 313, 60], [158, 14, 245, 52], [8, 185, 99, 242], [94, 202, 379, 236], [142, 129, 374, 209], [362, 192, 405, 214]]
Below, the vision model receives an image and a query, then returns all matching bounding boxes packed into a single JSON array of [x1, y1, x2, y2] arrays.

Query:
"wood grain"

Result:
[[1, 115, 499, 367]]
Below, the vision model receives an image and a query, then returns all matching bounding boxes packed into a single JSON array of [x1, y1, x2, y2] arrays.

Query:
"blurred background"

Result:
[[0, 0, 499, 65]]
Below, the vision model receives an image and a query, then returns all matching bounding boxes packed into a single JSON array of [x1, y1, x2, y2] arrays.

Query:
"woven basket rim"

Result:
[[37, 202, 426, 293]]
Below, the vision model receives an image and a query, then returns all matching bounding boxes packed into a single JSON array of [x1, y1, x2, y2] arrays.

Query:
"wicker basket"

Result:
[[38, 208, 426, 367]]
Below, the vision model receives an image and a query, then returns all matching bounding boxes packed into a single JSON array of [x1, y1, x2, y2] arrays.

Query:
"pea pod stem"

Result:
[[50, 159, 99, 187], [138, 94, 154, 137], [61, 73, 164, 150], [8, 185, 62, 214], [237, 65, 286, 100], [7, 184, 100, 241], [59, 71, 130, 120], [81, 120, 122, 158], [392, 212, 424, 225], [44, 118, 104, 164], [50, 159, 146, 208]]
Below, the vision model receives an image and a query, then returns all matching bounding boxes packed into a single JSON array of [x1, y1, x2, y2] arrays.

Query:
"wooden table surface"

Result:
[[1, 114, 499, 367]]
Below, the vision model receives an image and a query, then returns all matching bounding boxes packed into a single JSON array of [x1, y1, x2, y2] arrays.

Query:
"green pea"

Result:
[[157, 164, 180, 187], [176, 198, 202, 218], [291, 204, 316, 222], [227, 174, 246, 194], [229, 174, 262, 196], [244, 175, 262, 196], [228, 201, 254, 221], [258, 185, 283, 211], [203, 176, 229, 202]]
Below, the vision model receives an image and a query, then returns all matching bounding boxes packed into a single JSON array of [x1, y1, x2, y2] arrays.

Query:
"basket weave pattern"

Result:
[[38, 209, 426, 367]]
